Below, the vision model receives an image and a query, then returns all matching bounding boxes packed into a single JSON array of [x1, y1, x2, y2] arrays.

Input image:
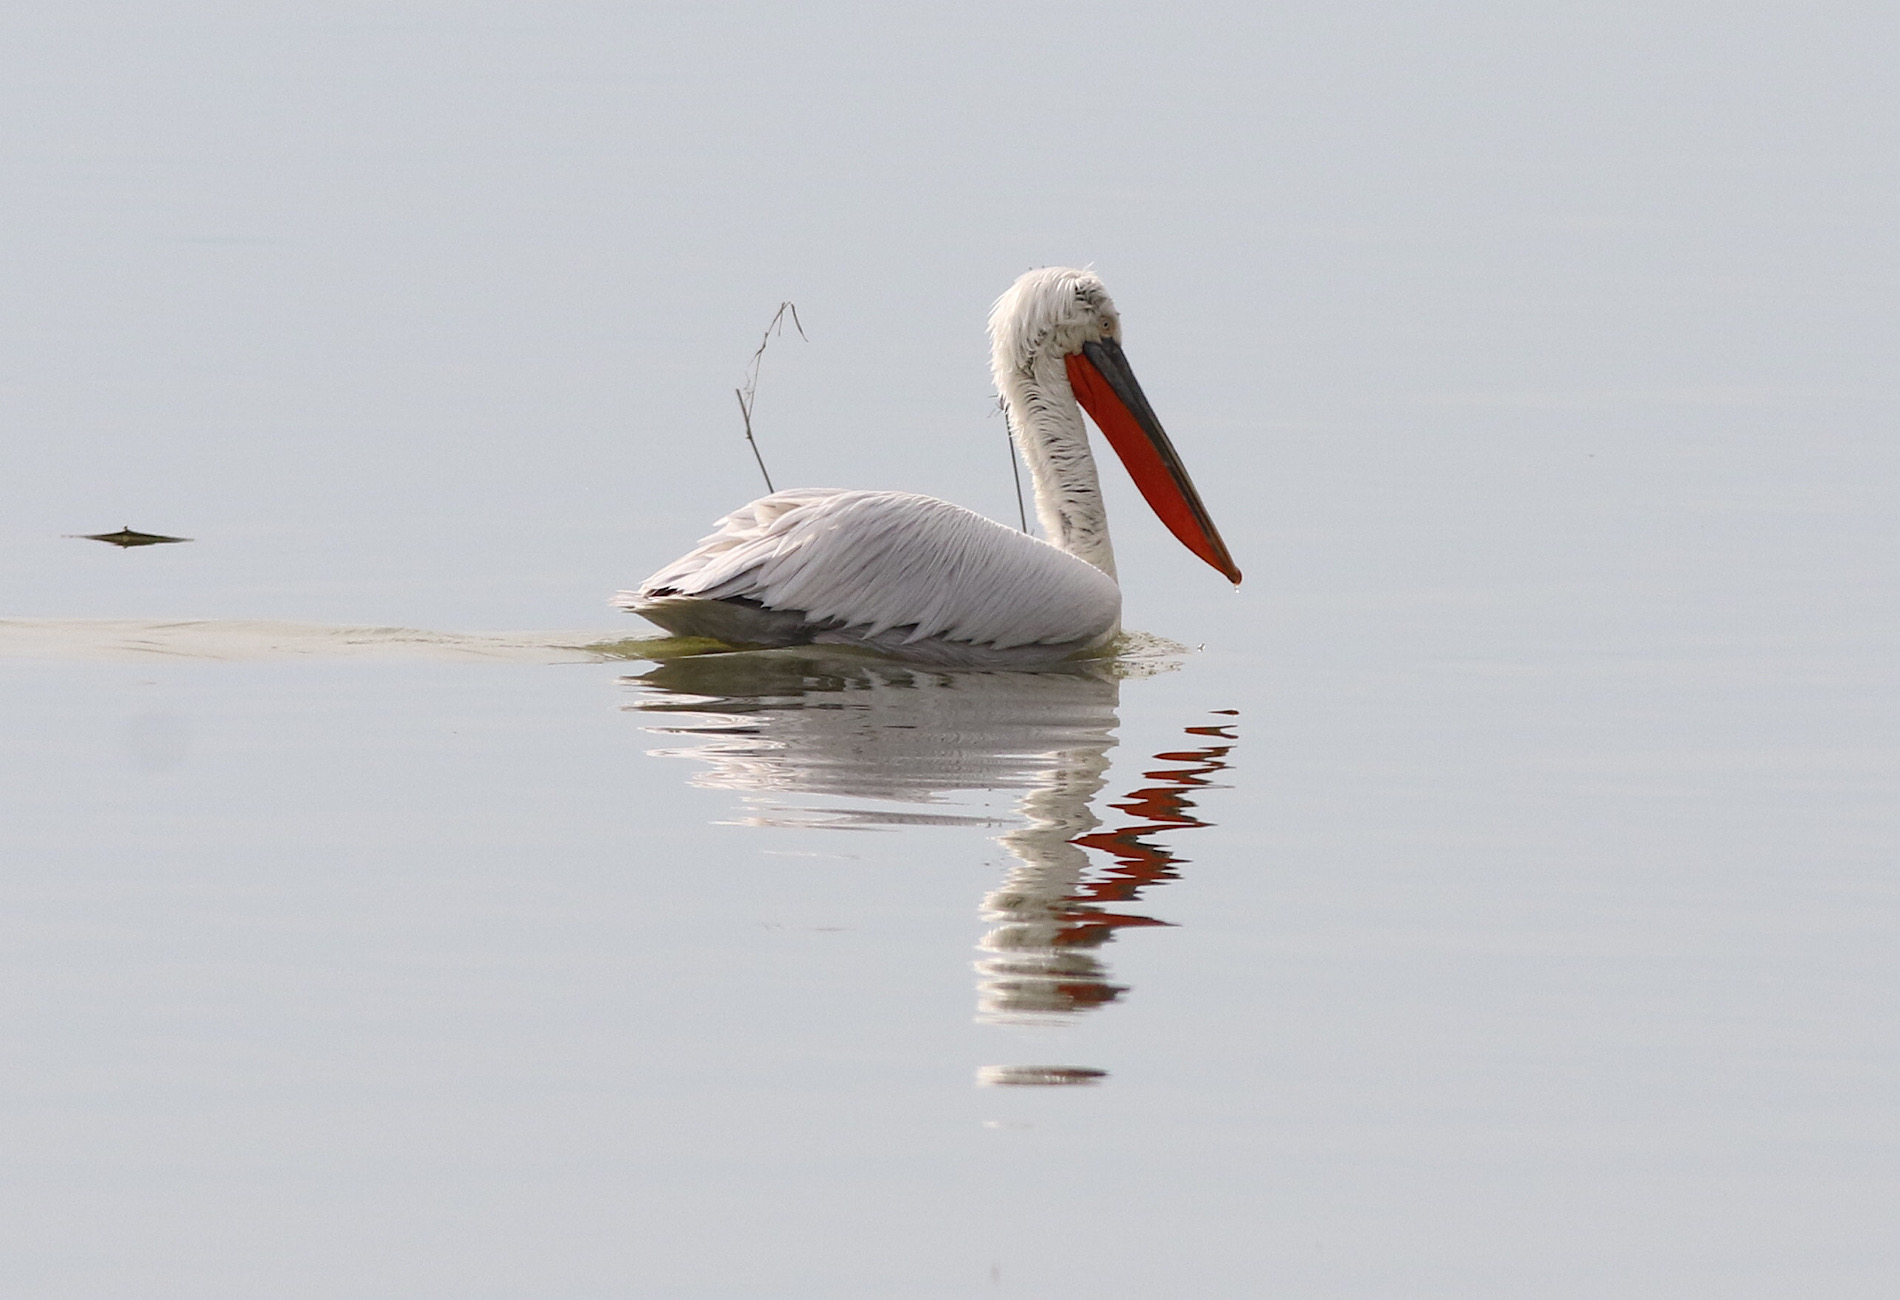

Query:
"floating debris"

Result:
[[70, 526, 192, 548], [975, 1065, 1108, 1087]]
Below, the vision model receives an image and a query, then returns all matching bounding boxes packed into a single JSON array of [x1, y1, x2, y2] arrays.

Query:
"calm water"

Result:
[[3, 2, 1898, 1296], [3, 571, 1894, 1297]]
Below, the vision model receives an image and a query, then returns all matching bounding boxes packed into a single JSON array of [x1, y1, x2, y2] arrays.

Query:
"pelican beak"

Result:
[[1066, 338, 1243, 584]]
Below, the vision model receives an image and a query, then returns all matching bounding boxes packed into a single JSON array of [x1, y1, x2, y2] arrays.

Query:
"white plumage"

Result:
[[630, 489, 1120, 665], [620, 267, 1237, 666]]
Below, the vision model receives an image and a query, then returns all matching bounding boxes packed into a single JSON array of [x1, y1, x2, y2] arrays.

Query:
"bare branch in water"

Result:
[[735, 302, 808, 495]]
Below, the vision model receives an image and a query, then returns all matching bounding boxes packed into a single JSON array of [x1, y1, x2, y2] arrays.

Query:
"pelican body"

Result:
[[620, 268, 1240, 666]]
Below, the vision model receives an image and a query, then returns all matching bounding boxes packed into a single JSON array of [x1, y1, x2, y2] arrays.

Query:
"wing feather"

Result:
[[621, 490, 1120, 651]]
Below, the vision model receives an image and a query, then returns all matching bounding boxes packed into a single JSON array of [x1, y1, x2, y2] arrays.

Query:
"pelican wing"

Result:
[[623, 489, 1120, 651]]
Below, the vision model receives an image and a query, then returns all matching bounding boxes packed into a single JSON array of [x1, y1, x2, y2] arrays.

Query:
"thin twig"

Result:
[[735, 388, 773, 492], [734, 301, 807, 495], [1001, 401, 1029, 532]]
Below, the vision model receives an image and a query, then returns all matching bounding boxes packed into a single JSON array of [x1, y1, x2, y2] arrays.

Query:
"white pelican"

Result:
[[619, 267, 1240, 666]]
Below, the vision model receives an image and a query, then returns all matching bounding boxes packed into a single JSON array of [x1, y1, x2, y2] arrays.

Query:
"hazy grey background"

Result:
[[4, 0, 1893, 639], [2, 2, 1897, 1297]]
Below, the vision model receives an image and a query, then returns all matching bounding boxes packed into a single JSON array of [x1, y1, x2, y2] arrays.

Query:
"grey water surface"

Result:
[[3, 2, 1898, 1297]]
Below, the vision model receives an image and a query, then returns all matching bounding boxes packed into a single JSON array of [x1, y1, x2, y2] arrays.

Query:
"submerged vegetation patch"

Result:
[[581, 628, 1191, 676]]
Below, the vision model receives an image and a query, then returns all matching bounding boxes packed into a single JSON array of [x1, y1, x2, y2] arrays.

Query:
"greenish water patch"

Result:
[[581, 629, 1191, 675], [581, 635, 752, 661]]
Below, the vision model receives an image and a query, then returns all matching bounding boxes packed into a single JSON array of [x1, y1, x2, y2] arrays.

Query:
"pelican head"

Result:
[[989, 267, 1241, 586], [988, 266, 1124, 376]]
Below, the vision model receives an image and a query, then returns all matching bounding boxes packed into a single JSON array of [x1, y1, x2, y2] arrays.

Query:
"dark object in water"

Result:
[[975, 1065, 1109, 1087], [71, 526, 193, 548]]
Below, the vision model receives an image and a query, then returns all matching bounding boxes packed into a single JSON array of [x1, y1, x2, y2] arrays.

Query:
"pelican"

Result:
[[619, 267, 1240, 666]]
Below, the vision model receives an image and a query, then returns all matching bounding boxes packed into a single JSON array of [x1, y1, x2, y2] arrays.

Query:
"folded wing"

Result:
[[621, 489, 1121, 653]]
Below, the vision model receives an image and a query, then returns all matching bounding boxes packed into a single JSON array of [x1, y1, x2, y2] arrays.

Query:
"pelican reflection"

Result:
[[622, 648, 1233, 1025]]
